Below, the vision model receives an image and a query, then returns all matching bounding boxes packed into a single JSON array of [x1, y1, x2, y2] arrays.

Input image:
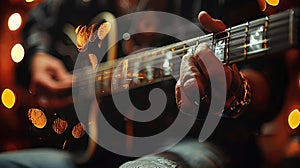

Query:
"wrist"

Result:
[[223, 72, 252, 118]]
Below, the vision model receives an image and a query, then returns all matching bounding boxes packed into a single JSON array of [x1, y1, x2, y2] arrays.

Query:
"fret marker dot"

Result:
[[123, 33, 131, 41]]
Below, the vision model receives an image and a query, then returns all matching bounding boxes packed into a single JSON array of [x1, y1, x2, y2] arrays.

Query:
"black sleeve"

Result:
[[17, 0, 113, 86], [237, 55, 288, 132], [17, 0, 68, 86]]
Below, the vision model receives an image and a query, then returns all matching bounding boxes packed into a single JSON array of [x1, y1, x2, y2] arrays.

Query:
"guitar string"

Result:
[[73, 36, 273, 87], [72, 7, 292, 78], [72, 13, 291, 90], [72, 36, 280, 91]]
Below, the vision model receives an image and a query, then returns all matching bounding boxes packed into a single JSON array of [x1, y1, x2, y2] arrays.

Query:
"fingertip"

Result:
[[198, 11, 208, 22], [181, 52, 193, 62], [198, 11, 226, 33], [198, 11, 211, 29], [194, 43, 210, 55], [197, 43, 209, 50]]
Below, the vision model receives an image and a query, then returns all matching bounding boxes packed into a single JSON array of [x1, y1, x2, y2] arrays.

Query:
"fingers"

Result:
[[198, 11, 226, 33], [176, 43, 230, 116], [29, 52, 73, 109], [179, 52, 207, 100], [51, 60, 73, 82], [31, 73, 72, 95], [44, 63, 72, 95], [31, 72, 73, 110], [175, 80, 199, 116], [30, 52, 73, 95], [176, 48, 211, 114], [30, 73, 73, 110]]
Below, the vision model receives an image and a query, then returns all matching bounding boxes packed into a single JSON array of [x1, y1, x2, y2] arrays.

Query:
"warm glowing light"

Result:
[[11, 43, 25, 63], [265, 0, 280, 6], [25, 0, 35, 2], [75, 25, 82, 34], [257, 0, 267, 11], [52, 118, 68, 134], [88, 53, 98, 69], [72, 122, 85, 139], [97, 22, 111, 40], [285, 138, 300, 157], [288, 109, 300, 129], [8, 13, 22, 31], [76, 25, 89, 51], [1, 89, 16, 109], [28, 108, 47, 129]]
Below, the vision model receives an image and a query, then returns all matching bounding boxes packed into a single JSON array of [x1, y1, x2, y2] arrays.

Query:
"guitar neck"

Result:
[[76, 8, 299, 96]]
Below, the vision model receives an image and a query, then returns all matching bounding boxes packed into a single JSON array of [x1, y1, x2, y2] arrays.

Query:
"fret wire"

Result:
[[76, 34, 276, 88], [94, 76, 176, 95], [76, 37, 276, 89], [93, 35, 212, 74], [263, 16, 269, 49], [74, 45, 197, 87], [244, 22, 249, 60], [227, 23, 291, 62], [76, 40, 239, 90], [225, 29, 230, 64], [75, 27, 286, 87], [75, 42, 246, 88], [230, 17, 288, 51], [96, 46, 191, 76], [74, 8, 298, 90], [96, 35, 211, 70]]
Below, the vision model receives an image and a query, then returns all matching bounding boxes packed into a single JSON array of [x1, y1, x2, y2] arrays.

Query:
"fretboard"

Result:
[[74, 8, 299, 96]]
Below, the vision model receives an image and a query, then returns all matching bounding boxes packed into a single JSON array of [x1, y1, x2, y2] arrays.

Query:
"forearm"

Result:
[[241, 69, 270, 117]]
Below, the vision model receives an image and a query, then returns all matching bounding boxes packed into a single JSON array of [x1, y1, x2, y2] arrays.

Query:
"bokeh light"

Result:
[[298, 75, 300, 88], [265, 0, 280, 6], [288, 109, 300, 129], [1, 89, 16, 109], [257, 0, 267, 11], [8, 13, 22, 31], [52, 118, 68, 134], [28, 108, 47, 129], [72, 122, 85, 139], [11, 43, 25, 63], [25, 0, 35, 2]]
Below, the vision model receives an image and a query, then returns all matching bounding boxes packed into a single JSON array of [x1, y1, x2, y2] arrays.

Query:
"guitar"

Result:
[[26, 8, 300, 164]]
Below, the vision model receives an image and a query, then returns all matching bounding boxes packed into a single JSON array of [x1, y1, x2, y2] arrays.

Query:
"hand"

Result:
[[29, 51, 73, 110], [175, 12, 246, 118]]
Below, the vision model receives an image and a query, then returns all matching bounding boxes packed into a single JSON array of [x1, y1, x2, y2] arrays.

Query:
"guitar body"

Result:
[[24, 6, 300, 167]]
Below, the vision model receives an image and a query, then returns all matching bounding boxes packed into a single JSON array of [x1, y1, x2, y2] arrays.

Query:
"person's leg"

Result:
[[119, 139, 226, 168], [0, 148, 77, 168]]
